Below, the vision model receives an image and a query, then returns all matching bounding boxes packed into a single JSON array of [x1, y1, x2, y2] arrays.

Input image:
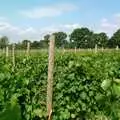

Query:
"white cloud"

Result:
[[42, 27, 59, 33], [101, 19, 117, 29], [0, 21, 20, 32], [101, 18, 108, 23], [0, 22, 10, 30], [18, 27, 37, 35], [2, 12, 120, 42], [0, 20, 81, 42], [96, 14, 120, 36], [2, 13, 120, 41], [40, 24, 81, 34], [114, 13, 120, 18], [20, 3, 78, 19], [113, 13, 120, 24], [61, 24, 81, 29]]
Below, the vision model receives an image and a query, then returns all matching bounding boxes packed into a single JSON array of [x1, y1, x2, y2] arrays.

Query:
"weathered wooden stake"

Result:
[[95, 44, 97, 53], [101, 47, 104, 52], [12, 44, 15, 67], [116, 45, 119, 51], [75, 46, 77, 53], [6, 46, 9, 58], [47, 35, 55, 120], [63, 47, 65, 54], [27, 42, 30, 56]]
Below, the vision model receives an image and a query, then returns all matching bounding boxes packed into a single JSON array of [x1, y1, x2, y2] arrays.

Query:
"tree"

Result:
[[98, 32, 108, 47], [91, 32, 108, 48], [39, 40, 48, 48], [0, 36, 9, 49], [44, 34, 50, 42], [21, 40, 31, 49], [109, 29, 120, 48], [31, 41, 40, 49], [53, 32, 67, 48], [70, 28, 93, 48], [42, 34, 50, 48]]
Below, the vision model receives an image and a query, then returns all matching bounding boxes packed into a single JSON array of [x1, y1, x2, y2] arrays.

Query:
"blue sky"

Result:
[[0, 0, 120, 42]]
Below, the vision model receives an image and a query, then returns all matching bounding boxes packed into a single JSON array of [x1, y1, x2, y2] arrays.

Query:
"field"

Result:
[[0, 49, 120, 120]]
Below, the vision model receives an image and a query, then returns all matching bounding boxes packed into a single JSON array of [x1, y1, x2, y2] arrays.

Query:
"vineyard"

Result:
[[0, 50, 120, 120]]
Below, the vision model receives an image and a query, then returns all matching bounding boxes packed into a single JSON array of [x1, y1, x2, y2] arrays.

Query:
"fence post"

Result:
[[27, 42, 30, 56], [63, 47, 65, 54], [47, 35, 55, 120], [95, 44, 97, 53], [12, 44, 15, 67], [101, 47, 104, 52], [6, 46, 9, 57], [116, 45, 119, 51], [75, 46, 77, 53]]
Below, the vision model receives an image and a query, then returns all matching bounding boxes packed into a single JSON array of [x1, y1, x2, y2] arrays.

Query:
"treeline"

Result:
[[0, 27, 120, 49]]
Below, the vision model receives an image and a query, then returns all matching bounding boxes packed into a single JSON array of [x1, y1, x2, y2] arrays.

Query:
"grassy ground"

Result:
[[0, 48, 119, 56]]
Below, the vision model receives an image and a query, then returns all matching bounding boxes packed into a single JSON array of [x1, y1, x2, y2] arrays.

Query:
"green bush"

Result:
[[0, 52, 120, 119]]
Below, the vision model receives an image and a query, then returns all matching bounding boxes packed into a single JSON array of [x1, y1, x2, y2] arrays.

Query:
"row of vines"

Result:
[[0, 52, 120, 120]]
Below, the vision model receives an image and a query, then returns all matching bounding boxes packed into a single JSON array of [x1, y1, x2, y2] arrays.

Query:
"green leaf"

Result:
[[80, 92, 87, 100], [0, 100, 21, 120], [33, 109, 46, 118], [101, 79, 111, 90], [113, 84, 120, 96], [60, 109, 70, 119], [68, 61, 74, 68], [114, 79, 120, 84], [71, 113, 76, 118]]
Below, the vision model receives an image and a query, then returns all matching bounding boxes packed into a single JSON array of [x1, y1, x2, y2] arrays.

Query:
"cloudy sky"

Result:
[[0, 0, 120, 42]]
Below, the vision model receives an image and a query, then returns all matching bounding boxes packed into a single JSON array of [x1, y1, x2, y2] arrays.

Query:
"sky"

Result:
[[0, 0, 120, 42]]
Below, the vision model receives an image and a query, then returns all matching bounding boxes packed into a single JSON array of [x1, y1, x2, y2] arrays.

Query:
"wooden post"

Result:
[[75, 46, 77, 53], [12, 44, 15, 67], [101, 47, 104, 52], [47, 35, 55, 120], [6, 46, 9, 58], [95, 44, 97, 53], [63, 47, 65, 54], [27, 42, 30, 56], [116, 45, 119, 51], [5, 46, 9, 62]]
